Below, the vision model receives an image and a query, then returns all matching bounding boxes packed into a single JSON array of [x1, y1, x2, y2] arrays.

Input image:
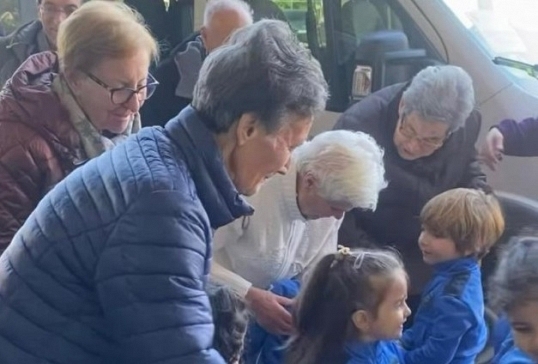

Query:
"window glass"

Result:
[[442, 0, 538, 65], [0, 0, 20, 35]]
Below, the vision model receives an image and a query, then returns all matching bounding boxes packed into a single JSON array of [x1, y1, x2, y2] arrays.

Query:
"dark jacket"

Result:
[[402, 258, 487, 364], [495, 117, 538, 156], [333, 83, 488, 294], [0, 20, 49, 88], [0, 106, 253, 363], [0, 52, 83, 251], [140, 32, 205, 127]]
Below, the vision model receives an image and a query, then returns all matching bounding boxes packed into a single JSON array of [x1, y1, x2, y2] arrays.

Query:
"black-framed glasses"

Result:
[[85, 72, 159, 105], [398, 114, 450, 149]]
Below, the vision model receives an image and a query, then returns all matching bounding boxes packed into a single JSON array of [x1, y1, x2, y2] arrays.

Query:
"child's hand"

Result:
[[245, 287, 294, 335]]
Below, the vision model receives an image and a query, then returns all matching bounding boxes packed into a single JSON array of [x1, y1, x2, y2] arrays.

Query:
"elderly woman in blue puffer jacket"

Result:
[[0, 19, 328, 364]]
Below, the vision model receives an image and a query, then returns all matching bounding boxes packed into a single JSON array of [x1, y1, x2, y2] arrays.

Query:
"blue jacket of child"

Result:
[[402, 257, 487, 364], [346, 340, 404, 364], [490, 317, 535, 364], [245, 279, 301, 364]]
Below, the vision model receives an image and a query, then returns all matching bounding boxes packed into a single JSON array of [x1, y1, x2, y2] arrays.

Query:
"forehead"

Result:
[[385, 270, 407, 298], [275, 115, 313, 145], [510, 301, 538, 323], [42, 0, 82, 6], [211, 9, 251, 32], [405, 112, 449, 138]]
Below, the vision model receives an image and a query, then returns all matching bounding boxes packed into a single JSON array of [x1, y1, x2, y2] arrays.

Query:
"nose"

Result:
[[332, 209, 345, 220], [51, 11, 68, 25], [418, 232, 427, 247], [404, 302, 412, 318], [406, 138, 423, 155], [277, 157, 292, 175], [124, 92, 142, 113]]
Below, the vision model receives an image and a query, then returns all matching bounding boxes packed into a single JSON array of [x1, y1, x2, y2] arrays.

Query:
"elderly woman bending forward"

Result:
[[0, 19, 328, 364], [212, 130, 387, 335], [0, 1, 159, 251]]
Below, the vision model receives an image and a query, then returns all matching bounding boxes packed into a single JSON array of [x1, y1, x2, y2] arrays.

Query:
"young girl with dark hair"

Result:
[[286, 247, 411, 364]]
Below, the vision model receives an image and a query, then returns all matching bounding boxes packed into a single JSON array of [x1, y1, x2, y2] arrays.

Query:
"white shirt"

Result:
[[211, 163, 342, 298]]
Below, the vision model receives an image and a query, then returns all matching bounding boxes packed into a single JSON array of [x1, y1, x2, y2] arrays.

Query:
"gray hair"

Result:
[[203, 0, 253, 26], [293, 130, 386, 210], [192, 19, 328, 133], [489, 236, 538, 313], [401, 65, 475, 132]]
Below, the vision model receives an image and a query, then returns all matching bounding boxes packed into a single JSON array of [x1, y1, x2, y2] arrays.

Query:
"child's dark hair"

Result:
[[488, 236, 538, 313], [421, 188, 505, 258], [286, 248, 405, 364], [207, 283, 250, 364]]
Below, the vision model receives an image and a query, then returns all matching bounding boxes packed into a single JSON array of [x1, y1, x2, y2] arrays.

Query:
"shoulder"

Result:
[[443, 270, 473, 298], [334, 83, 404, 133], [0, 113, 54, 163]]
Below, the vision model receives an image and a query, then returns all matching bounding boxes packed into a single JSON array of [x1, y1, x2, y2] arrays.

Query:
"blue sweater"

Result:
[[0, 107, 253, 363], [490, 317, 535, 364], [402, 257, 487, 364], [346, 341, 404, 364]]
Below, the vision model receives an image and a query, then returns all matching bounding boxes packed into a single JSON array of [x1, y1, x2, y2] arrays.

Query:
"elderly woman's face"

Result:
[[393, 111, 449, 160], [232, 114, 312, 196], [69, 49, 151, 134]]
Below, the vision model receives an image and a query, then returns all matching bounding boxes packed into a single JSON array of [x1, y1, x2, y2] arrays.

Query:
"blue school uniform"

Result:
[[490, 317, 535, 364], [346, 340, 404, 364], [245, 279, 301, 364], [402, 257, 487, 364]]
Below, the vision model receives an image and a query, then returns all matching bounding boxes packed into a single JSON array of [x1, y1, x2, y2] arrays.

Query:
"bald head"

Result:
[[201, 0, 253, 52]]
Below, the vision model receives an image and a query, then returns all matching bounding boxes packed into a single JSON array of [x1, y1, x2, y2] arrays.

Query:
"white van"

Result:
[[194, 0, 538, 199]]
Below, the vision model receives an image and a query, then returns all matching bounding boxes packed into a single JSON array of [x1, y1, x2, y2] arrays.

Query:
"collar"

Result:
[[346, 340, 378, 359], [433, 256, 478, 274], [280, 161, 307, 223], [165, 106, 253, 228]]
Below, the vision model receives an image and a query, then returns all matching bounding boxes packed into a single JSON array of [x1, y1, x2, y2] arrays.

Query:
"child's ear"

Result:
[[351, 310, 371, 332]]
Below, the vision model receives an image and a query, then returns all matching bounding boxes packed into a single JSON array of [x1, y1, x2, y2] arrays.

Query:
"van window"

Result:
[[442, 0, 538, 65], [323, 0, 443, 112], [0, 0, 20, 35]]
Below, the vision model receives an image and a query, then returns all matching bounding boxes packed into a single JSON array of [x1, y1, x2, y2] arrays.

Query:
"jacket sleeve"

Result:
[[95, 190, 226, 364], [210, 262, 252, 298], [403, 297, 474, 364], [458, 111, 489, 190], [0, 133, 53, 253], [495, 117, 538, 156]]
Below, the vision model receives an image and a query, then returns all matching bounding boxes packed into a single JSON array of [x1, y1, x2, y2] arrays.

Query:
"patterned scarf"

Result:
[[52, 74, 141, 159]]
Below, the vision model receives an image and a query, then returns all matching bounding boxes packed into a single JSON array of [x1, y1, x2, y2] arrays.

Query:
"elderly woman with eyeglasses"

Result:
[[333, 65, 489, 310], [0, 1, 158, 251]]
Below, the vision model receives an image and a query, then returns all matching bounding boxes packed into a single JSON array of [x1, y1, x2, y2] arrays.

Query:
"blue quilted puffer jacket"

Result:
[[0, 106, 253, 364]]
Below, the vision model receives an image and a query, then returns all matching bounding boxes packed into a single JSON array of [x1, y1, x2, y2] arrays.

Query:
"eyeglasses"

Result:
[[40, 4, 79, 16], [398, 114, 449, 149], [85, 72, 159, 105]]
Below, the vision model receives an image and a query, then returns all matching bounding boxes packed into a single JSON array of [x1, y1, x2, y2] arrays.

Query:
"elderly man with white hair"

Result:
[[140, 0, 253, 126], [211, 130, 387, 335], [333, 65, 490, 317]]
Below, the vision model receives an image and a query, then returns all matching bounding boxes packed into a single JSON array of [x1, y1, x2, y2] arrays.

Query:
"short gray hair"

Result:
[[401, 65, 475, 132], [293, 130, 387, 210], [203, 0, 253, 26], [192, 19, 328, 133]]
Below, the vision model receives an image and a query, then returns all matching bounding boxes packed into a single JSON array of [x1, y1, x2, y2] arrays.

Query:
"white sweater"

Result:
[[211, 163, 342, 298]]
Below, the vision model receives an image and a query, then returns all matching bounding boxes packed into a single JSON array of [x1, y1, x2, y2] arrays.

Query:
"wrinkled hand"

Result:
[[245, 287, 294, 335], [479, 128, 504, 171]]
